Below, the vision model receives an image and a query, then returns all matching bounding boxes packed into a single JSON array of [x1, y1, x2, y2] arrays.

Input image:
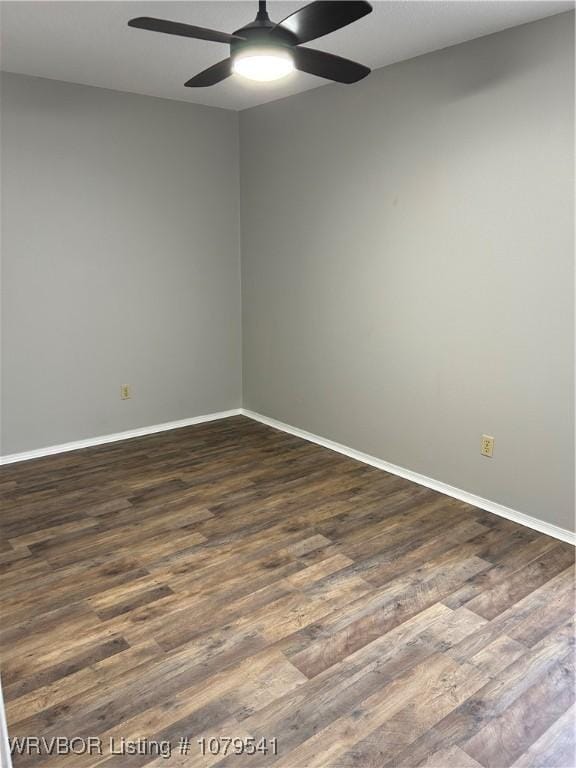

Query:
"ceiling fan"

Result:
[[128, 1, 373, 87]]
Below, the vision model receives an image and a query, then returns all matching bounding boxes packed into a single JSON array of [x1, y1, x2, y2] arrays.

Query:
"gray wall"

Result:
[[240, 13, 575, 531], [1, 73, 242, 454], [2, 14, 574, 532]]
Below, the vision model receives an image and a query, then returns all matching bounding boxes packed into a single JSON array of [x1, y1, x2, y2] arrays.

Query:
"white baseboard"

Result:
[[242, 409, 575, 546], [2, 406, 573, 546], [0, 409, 242, 466]]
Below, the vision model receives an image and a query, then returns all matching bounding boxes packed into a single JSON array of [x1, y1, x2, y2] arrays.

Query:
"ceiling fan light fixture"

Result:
[[232, 47, 294, 82], [129, 1, 373, 89]]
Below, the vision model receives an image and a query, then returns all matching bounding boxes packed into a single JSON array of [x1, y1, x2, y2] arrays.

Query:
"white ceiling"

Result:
[[1, 1, 573, 111]]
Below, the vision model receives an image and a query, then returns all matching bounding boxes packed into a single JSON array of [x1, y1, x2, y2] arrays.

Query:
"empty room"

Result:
[[0, 1, 574, 767]]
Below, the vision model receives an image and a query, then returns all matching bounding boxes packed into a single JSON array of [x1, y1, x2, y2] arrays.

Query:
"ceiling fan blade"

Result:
[[128, 17, 242, 45], [292, 47, 370, 84], [276, 1, 372, 44], [185, 59, 233, 88]]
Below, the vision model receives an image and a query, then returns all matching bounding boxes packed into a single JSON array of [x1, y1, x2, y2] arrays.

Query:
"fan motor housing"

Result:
[[231, 21, 298, 57]]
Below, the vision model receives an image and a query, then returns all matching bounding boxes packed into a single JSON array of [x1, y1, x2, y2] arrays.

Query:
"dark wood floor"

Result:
[[0, 416, 574, 768]]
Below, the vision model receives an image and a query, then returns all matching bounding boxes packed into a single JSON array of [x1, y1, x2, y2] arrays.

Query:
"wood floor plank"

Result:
[[462, 543, 575, 620], [418, 744, 484, 767], [511, 704, 576, 768], [388, 619, 575, 768], [0, 415, 573, 768], [461, 652, 575, 767]]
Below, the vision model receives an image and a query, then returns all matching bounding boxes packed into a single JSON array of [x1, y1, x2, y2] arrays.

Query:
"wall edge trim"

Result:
[[0, 676, 12, 768], [0, 409, 243, 465], [242, 408, 575, 546], [2, 406, 572, 545]]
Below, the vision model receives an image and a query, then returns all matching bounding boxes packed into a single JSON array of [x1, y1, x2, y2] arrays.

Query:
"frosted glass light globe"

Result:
[[233, 48, 294, 82]]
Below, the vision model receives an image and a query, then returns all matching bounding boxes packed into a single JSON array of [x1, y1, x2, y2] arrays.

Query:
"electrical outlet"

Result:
[[120, 385, 131, 400], [481, 434, 494, 458]]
